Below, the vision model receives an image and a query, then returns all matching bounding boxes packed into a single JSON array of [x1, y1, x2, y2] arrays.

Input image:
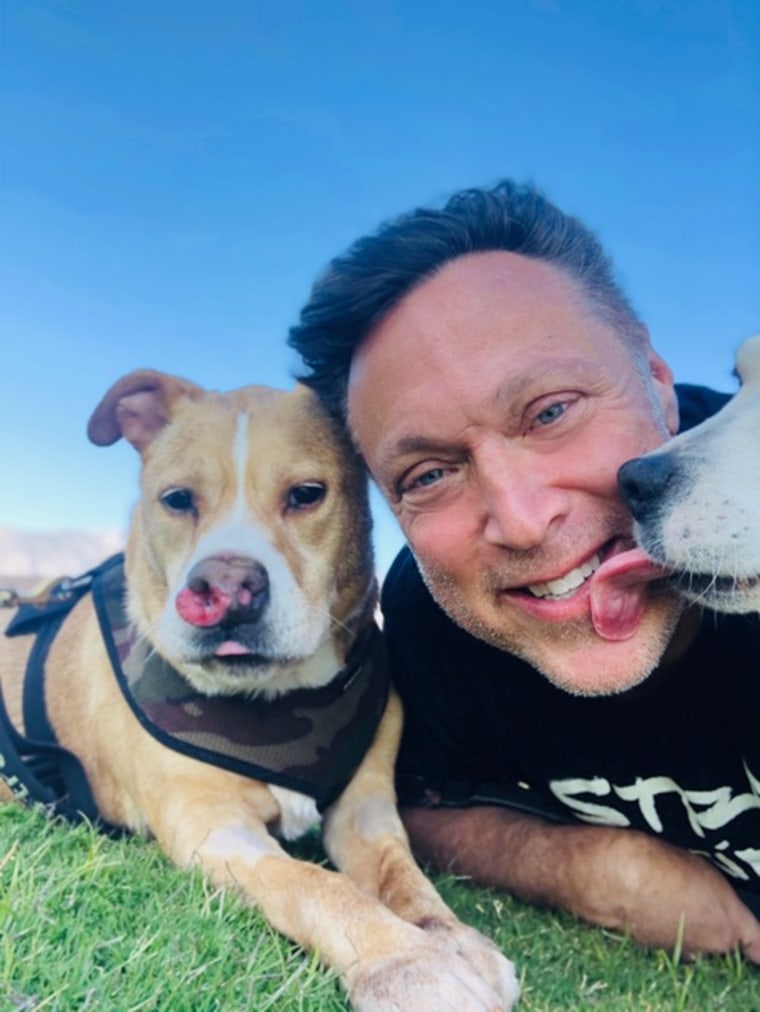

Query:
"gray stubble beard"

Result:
[[414, 551, 686, 697]]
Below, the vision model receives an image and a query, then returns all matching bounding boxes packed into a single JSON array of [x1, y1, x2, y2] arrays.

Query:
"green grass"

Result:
[[1, 804, 757, 1010]]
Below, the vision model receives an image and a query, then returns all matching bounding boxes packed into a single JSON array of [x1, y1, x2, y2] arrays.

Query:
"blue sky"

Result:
[[1, 0, 758, 575]]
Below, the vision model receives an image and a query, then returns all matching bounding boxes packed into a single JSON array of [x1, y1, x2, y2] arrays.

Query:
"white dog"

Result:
[[619, 334, 760, 614]]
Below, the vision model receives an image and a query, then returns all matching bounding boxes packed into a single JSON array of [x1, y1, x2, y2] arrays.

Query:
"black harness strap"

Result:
[[90, 555, 389, 812], [3, 553, 389, 826], [2, 560, 122, 831], [0, 674, 61, 809]]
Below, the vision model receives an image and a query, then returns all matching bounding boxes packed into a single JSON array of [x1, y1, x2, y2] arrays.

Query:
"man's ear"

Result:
[[645, 343, 679, 436]]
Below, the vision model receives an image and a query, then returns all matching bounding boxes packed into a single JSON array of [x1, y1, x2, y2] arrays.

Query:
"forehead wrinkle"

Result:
[[494, 355, 609, 408]]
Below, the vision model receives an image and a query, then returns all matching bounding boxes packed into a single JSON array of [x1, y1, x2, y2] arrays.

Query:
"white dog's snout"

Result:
[[627, 333, 760, 613]]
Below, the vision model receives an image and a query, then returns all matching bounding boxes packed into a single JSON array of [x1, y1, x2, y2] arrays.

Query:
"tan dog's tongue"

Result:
[[589, 548, 667, 641]]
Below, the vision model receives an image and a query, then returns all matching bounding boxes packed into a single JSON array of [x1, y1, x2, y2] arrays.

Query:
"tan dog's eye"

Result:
[[286, 482, 326, 510], [160, 487, 196, 514]]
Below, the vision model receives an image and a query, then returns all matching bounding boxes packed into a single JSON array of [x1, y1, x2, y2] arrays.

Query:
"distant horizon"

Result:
[[0, 526, 125, 581]]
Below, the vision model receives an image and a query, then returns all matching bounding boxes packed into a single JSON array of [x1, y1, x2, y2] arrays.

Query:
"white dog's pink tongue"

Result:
[[589, 548, 667, 641]]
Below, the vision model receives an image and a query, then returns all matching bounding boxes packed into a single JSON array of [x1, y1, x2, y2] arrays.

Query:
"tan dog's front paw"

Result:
[[422, 919, 520, 1006], [349, 936, 519, 1011]]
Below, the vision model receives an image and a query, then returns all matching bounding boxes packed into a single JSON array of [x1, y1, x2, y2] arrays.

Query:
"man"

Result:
[[289, 180, 760, 961]]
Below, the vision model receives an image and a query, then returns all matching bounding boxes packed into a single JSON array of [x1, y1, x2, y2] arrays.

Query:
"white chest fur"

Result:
[[269, 785, 322, 840]]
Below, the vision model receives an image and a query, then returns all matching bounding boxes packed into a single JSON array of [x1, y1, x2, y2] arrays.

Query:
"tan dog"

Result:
[[0, 370, 519, 1011]]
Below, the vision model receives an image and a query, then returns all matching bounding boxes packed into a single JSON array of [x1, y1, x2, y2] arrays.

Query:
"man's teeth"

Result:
[[527, 554, 601, 600]]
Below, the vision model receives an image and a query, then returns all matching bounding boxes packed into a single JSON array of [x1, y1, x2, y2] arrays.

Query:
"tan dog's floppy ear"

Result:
[[87, 369, 204, 452]]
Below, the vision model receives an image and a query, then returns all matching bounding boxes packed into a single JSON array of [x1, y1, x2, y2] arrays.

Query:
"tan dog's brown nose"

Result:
[[176, 556, 269, 628]]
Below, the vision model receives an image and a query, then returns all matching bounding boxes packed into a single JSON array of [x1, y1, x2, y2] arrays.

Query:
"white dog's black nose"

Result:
[[618, 454, 675, 521]]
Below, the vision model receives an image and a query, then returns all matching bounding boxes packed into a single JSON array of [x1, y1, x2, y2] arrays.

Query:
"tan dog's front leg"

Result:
[[173, 817, 517, 1010], [323, 692, 520, 1008], [146, 772, 516, 1011]]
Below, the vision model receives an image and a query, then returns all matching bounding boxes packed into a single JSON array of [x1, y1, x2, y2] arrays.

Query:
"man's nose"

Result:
[[479, 449, 566, 551]]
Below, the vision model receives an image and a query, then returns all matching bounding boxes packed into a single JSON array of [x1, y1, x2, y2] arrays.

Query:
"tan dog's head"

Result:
[[88, 370, 375, 697]]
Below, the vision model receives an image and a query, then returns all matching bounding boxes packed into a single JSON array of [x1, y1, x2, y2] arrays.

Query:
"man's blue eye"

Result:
[[417, 468, 445, 487], [536, 402, 566, 426]]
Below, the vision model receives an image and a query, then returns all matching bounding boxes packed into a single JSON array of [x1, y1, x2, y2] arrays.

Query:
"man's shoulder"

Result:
[[381, 547, 479, 643], [380, 547, 519, 688], [695, 608, 760, 655], [675, 383, 732, 433], [381, 547, 458, 649], [381, 545, 425, 611]]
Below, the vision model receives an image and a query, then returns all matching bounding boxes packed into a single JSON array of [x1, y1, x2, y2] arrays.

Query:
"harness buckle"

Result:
[[0, 573, 94, 610]]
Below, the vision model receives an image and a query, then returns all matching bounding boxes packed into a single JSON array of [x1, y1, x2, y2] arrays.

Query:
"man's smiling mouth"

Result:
[[526, 553, 601, 600], [506, 539, 668, 642]]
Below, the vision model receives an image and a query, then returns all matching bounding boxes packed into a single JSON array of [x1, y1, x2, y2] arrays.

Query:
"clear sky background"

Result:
[[1, 0, 758, 576]]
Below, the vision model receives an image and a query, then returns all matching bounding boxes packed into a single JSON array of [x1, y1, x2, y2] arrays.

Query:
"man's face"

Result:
[[347, 251, 685, 695]]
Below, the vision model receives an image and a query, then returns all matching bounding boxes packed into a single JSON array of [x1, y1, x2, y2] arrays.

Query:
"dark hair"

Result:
[[289, 179, 644, 419]]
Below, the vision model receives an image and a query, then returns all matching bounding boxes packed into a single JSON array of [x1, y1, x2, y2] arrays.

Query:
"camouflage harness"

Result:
[[1, 554, 389, 828]]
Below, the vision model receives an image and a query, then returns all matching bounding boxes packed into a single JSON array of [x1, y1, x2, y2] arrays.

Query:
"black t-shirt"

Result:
[[383, 384, 760, 898]]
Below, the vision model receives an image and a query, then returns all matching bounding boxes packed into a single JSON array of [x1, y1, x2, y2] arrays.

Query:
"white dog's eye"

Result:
[[160, 487, 196, 514], [286, 482, 326, 510]]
